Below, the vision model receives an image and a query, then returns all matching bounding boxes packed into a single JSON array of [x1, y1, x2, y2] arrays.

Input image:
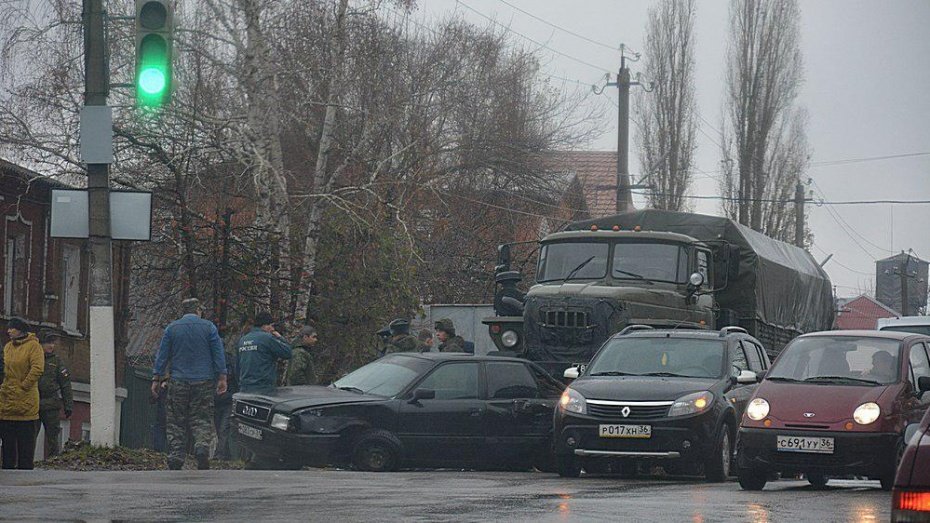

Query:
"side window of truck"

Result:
[[696, 250, 710, 287]]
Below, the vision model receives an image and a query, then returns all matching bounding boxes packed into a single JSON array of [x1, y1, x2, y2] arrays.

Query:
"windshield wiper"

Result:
[[613, 269, 654, 284], [589, 371, 642, 376], [803, 376, 882, 386], [561, 256, 596, 283], [641, 371, 688, 377], [766, 376, 800, 383], [337, 386, 366, 394]]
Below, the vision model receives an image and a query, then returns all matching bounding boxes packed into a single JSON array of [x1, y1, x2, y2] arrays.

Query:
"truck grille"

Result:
[[586, 402, 670, 420], [540, 309, 589, 328]]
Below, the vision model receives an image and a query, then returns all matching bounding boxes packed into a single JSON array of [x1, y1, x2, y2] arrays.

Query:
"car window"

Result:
[[747, 340, 769, 369], [741, 341, 763, 372], [730, 343, 749, 373], [910, 343, 930, 386], [767, 336, 901, 385], [486, 362, 539, 399], [417, 362, 479, 400], [528, 364, 565, 397]]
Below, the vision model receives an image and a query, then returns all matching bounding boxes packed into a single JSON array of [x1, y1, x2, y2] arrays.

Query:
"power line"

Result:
[[809, 179, 892, 256], [496, 0, 618, 51], [455, 0, 613, 74], [811, 151, 930, 167], [632, 191, 930, 205], [811, 243, 873, 276]]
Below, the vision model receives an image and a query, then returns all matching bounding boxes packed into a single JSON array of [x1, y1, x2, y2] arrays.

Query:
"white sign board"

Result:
[[50, 189, 152, 241]]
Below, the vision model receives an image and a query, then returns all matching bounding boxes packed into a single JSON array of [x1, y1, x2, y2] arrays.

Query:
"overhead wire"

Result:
[[496, 0, 619, 51]]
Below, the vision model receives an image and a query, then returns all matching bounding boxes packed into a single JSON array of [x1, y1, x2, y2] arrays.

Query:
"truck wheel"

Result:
[[352, 430, 401, 472], [705, 423, 732, 482], [738, 469, 767, 491], [807, 473, 828, 489], [556, 455, 582, 478]]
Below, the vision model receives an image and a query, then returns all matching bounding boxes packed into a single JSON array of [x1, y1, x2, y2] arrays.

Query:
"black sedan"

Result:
[[232, 353, 565, 471]]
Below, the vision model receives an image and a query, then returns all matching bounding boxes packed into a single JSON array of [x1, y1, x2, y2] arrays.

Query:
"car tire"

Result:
[[351, 430, 401, 472], [737, 469, 767, 491], [880, 436, 906, 491], [705, 423, 732, 483], [556, 455, 582, 478], [807, 473, 828, 489]]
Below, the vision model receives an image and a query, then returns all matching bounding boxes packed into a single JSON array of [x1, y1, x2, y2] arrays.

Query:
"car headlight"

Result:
[[853, 402, 881, 425], [746, 398, 770, 421], [271, 413, 292, 431], [501, 330, 519, 348], [559, 387, 586, 415], [668, 391, 714, 417]]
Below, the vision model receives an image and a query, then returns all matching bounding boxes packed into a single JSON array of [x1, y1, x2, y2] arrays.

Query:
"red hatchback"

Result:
[[736, 330, 930, 491], [893, 407, 930, 522]]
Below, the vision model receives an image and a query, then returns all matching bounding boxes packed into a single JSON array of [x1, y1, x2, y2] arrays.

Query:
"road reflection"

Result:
[[747, 502, 768, 522], [850, 502, 879, 523]]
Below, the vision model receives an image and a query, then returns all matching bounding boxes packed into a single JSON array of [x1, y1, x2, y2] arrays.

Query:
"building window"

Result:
[[61, 244, 80, 332], [81, 422, 91, 442], [4, 234, 27, 316]]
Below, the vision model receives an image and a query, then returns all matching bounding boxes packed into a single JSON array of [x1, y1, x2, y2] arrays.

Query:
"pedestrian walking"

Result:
[[0, 317, 44, 469], [237, 312, 292, 394], [434, 318, 467, 353], [152, 298, 227, 470], [285, 325, 319, 386], [36, 330, 73, 458]]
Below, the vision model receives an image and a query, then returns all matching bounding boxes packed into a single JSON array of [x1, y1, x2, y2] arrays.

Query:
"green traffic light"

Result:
[[136, 33, 170, 106], [138, 67, 167, 95]]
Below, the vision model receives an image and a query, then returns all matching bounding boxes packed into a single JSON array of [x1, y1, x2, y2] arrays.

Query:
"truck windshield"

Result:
[[332, 355, 433, 397], [613, 242, 688, 283], [767, 336, 901, 385], [587, 337, 725, 379], [537, 242, 609, 282]]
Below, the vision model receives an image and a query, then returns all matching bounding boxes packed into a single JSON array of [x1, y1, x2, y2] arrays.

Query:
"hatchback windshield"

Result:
[[767, 336, 901, 385], [332, 355, 433, 397], [587, 337, 725, 379]]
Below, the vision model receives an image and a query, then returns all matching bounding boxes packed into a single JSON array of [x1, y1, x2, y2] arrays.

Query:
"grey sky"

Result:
[[413, 0, 930, 300]]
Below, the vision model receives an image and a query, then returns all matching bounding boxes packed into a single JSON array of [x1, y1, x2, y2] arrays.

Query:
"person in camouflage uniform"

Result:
[[382, 319, 419, 354], [434, 318, 467, 352], [36, 330, 73, 458], [152, 298, 227, 470], [285, 325, 318, 386]]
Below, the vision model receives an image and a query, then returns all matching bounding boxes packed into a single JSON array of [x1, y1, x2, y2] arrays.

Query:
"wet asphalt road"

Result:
[[0, 469, 889, 522]]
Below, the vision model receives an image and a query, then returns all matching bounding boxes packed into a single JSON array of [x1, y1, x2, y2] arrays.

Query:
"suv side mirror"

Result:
[[409, 388, 435, 404], [563, 367, 580, 380], [737, 370, 759, 384]]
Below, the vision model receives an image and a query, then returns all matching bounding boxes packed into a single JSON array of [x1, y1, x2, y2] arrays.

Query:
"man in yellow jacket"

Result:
[[0, 317, 44, 469]]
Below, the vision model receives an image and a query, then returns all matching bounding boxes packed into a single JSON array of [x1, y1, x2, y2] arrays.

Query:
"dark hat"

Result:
[[434, 318, 455, 336], [299, 325, 317, 337], [389, 318, 410, 336], [8, 317, 28, 332], [39, 329, 63, 344], [254, 311, 275, 327]]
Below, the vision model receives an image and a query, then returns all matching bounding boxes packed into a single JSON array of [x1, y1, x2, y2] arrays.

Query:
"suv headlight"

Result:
[[668, 391, 714, 417], [853, 402, 881, 425], [559, 387, 586, 415], [271, 413, 292, 431], [746, 398, 770, 421], [501, 330, 519, 348]]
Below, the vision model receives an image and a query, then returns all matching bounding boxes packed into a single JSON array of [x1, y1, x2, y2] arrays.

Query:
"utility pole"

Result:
[[616, 60, 633, 213], [83, 0, 116, 446], [794, 181, 805, 248]]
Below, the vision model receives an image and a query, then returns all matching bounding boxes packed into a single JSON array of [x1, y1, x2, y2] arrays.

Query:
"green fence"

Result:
[[120, 364, 157, 449]]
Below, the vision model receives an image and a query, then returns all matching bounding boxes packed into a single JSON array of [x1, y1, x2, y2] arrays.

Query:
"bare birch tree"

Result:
[[635, 0, 697, 211], [721, 0, 808, 236]]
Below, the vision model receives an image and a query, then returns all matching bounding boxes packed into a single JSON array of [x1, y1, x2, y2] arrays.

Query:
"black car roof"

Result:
[[385, 352, 531, 364]]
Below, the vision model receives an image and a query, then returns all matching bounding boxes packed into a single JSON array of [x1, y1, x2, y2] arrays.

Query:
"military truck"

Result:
[[484, 209, 834, 377]]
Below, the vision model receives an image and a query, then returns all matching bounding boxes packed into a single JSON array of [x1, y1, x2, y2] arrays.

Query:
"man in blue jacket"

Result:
[[237, 312, 292, 394], [152, 298, 227, 470]]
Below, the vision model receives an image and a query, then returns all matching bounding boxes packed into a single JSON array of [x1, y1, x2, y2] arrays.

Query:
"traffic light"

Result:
[[135, 0, 173, 107]]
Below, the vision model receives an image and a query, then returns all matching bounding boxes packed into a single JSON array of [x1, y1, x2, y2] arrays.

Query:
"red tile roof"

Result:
[[546, 151, 618, 218], [835, 295, 900, 330]]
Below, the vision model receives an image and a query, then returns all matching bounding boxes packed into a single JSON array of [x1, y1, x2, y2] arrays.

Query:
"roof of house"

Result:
[[835, 294, 900, 330], [545, 151, 618, 219]]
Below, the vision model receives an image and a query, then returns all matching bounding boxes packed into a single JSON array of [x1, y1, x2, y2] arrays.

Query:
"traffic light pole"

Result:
[[83, 0, 117, 447]]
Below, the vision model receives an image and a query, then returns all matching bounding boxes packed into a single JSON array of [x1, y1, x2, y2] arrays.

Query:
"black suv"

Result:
[[553, 326, 771, 481]]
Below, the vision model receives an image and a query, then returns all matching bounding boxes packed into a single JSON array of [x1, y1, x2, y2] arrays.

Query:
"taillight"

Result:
[[894, 489, 930, 512]]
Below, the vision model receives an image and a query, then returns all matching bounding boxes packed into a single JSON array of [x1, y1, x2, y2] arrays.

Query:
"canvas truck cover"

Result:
[[567, 210, 834, 335]]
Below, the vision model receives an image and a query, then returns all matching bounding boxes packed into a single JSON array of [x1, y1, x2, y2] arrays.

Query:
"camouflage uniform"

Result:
[[384, 334, 420, 354], [285, 346, 317, 386], [37, 351, 73, 457], [166, 380, 215, 468], [434, 318, 468, 353]]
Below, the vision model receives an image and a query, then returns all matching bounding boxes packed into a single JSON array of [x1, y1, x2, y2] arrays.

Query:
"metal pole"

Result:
[[616, 60, 634, 213], [83, 0, 116, 447], [900, 253, 910, 316], [794, 182, 805, 248]]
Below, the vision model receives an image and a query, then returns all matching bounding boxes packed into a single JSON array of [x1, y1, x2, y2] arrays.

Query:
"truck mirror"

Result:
[[496, 244, 512, 273]]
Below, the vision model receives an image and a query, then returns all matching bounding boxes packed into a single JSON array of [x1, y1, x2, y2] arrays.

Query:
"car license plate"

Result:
[[599, 424, 651, 438], [776, 435, 834, 454], [238, 424, 263, 440]]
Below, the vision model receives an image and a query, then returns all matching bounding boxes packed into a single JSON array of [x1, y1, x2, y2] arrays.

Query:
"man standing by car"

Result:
[[36, 330, 73, 458], [435, 318, 466, 352], [152, 298, 227, 470], [384, 319, 419, 354], [285, 326, 318, 386], [237, 312, 292, 394]]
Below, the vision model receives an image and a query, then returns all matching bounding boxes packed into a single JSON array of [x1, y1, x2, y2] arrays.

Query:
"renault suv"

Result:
[[553, 326, 770, 481]]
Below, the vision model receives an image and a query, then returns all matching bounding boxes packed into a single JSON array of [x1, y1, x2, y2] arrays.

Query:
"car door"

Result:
[[906, 342, 930, 424], [483, 361, 555, 465], [723, 340, 755, 416], [395, 361, 484, 466]]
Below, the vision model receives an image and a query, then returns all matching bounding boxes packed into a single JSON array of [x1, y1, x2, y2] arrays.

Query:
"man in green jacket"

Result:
[[36, 330, 73, 458], [383, 319, 419, 354], [237, 312, 292, 394], [434, 318, 467, 353], [285, 326, 318, 386]]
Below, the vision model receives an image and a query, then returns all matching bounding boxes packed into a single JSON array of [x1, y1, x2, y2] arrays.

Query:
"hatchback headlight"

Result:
[[746, 398, 770, 421], [853, 402, 881, 425], [668, 391, 714, 417], [559, 387, 586, 415], [271, 413, 292, 431], [501, 330, 519, 348]]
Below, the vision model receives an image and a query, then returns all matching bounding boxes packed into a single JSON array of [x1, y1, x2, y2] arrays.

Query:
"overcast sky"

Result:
[[411, 0, 930, 300]]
